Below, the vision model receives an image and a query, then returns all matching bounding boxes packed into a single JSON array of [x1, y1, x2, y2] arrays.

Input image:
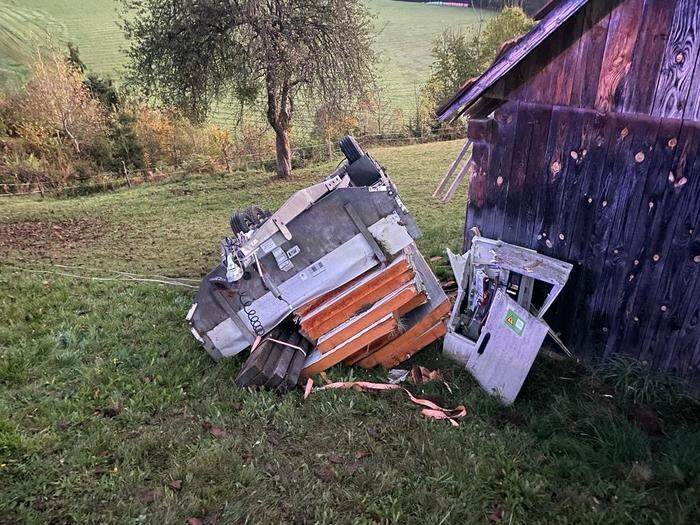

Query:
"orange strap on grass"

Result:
[[306, 380, 467, 427]]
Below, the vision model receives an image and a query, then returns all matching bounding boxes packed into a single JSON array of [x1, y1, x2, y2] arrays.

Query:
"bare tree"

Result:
[[13, 54, 106, 155], [121, 0, 375, 178]]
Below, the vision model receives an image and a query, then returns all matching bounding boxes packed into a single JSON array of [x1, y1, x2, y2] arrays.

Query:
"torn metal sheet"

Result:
[[368, 213, 415, 255], [443, 236, 573, 404]]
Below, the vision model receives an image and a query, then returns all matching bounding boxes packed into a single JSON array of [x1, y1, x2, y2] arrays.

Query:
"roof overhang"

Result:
[[435, 0, 592, 123]]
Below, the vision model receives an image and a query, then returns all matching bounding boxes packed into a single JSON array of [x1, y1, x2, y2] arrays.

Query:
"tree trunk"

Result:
[[265, 72, 294, 178], [274, 126, 292, 178]]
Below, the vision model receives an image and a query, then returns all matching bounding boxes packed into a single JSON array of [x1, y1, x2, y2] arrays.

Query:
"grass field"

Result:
[[0, 0, 491, 125], [1, 140, 699, 523]]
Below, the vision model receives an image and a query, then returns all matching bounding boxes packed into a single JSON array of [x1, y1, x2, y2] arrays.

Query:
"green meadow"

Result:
[[0, 0, 491, 126], [1, 140, 699, 523]]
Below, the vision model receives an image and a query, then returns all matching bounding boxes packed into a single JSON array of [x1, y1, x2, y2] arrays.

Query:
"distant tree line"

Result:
[[398, 0, 549, 16], [0, 3, 537, 192]]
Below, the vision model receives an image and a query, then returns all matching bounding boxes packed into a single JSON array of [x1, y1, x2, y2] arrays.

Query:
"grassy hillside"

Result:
[[1, 140, 699, 523], [0, 0, 492, 125]]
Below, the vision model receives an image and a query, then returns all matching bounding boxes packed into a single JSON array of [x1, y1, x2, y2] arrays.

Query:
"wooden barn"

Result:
[[436, 0, 700, 386]]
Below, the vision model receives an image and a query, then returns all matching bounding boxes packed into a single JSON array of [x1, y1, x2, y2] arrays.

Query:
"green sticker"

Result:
[[505, 309, 525, 336]]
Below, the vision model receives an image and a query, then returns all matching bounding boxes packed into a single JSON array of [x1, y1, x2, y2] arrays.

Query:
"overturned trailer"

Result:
[[186, 137, 448, 389]]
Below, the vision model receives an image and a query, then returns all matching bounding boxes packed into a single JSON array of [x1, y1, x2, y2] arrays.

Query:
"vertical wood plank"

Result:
[[570, 0, 616, 108], [586, 116, 656, 353], [513, 103, 554, 246], [551, 7, 588, 106], [484, 102, 520, 239], [596, 115, 663, 358], [682, 49, 700, 120], [563, 110, 610, 264], [548, 110, 608, 337], [613, 118, 685, 356], [523, 14, 587, 106], [595, 0, 646, 113], [651, 0, 700, 118], [464, 118, 494, 251], [573, 113, 631, 356], [629, 122, 700, 366], [642, 123, 700, 372], [538, 109, 589, 267], [532, 106, 579, 258], [662, 254, 700, 376], [502, 103, 537, 244], [618, 0, 677, 114], [667, 276, 700, 378]]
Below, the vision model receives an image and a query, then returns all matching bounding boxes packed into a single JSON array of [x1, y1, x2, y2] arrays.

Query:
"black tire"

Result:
[[230, 211, 251, 235], [246, 205, 271, 226], [339, 135, 364, 164]]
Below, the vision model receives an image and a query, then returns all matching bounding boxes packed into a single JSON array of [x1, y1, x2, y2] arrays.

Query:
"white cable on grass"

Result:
[[53, 264, 201, 283], [5, 265, 198, 289]]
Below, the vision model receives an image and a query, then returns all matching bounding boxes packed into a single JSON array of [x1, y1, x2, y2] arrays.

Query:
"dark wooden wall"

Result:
[[466, 101, 700, 384], [487, 0, 700, 121]]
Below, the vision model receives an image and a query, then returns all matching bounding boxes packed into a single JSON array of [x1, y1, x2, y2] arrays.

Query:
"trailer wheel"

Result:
[[246, 205, 271, 226], [230, 211, 252, 234], [339, 135, 364, 164]]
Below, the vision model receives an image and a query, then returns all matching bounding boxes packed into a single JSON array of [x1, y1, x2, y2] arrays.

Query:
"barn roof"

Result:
[[435, 0, 592, 122]]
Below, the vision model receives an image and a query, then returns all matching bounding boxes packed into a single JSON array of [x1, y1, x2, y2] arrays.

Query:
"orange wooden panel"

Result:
[[358, 299, 451, 369], [300, 256, 410, 322], [294, 271, 367, 318], [396, 293, 429, 317], [302, 268, 414, 340], [316, 285, 422, 353], [300, 315, 397, 378], [343, 332, 397, 365], [377, 320, 448, 370]]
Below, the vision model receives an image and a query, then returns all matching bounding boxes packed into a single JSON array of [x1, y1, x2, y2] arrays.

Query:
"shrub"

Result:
[[129, 104, 236, 173], [228, 123, 276, 171], [106, 105, 145, 171], [9, 54, 107, 156], [424, 7, 535, 111]]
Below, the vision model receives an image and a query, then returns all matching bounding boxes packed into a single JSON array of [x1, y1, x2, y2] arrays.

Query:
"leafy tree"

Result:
[[106, 106, 145, 170], [424, 7, 534, 111], [121, 0, 375, 178], [64, 44, 120, 110]]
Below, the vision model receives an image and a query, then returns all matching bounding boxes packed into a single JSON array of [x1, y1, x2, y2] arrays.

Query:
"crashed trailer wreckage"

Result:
[[186, 137, 449, 390]]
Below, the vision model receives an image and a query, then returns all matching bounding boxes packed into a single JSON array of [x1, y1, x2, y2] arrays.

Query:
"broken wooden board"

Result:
[[265, 331, 302, 389], [357, 299, 451, 369], [300, 255, 413, 339], [235, 325, 311, 391], [280, 338, 311, 391], [301, 314, 398, 378], [378, 320, 448, 369], [316, 282, 425, 354], [353, 245, 451, 368], [234, 339, 276, 388], [294, 272, 366, 318], [303, 269, 415, 341]]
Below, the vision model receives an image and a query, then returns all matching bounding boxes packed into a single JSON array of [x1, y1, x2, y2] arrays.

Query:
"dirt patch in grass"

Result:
[[0, 218, 106, 254]]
